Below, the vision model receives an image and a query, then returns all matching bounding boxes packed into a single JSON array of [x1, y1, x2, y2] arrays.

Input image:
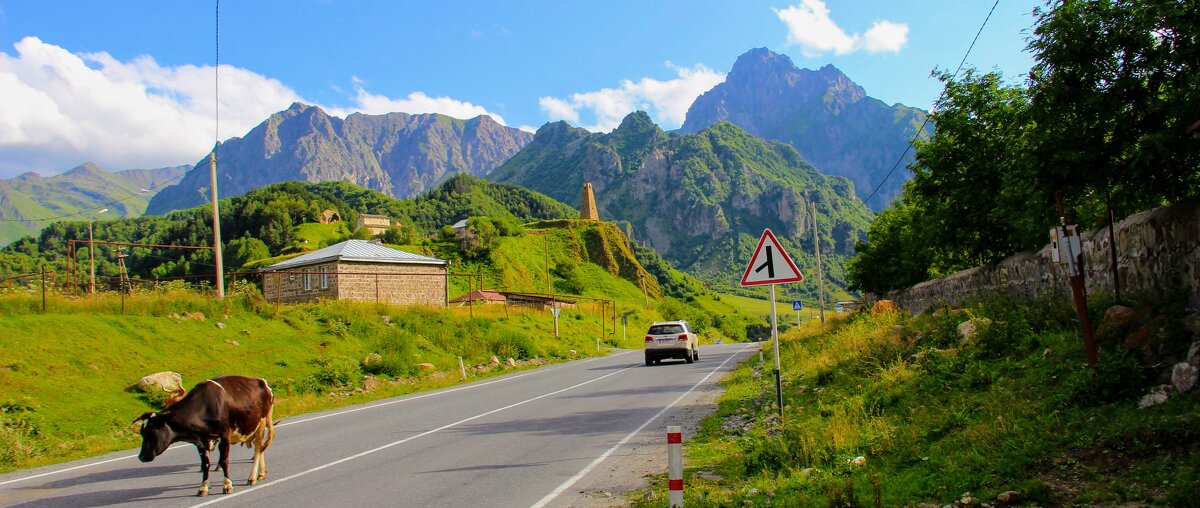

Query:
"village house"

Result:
[[355, 214, 393, 237], [260, 239, 448, 306]]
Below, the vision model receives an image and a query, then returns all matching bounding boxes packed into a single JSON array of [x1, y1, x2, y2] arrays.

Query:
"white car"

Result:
[[644, 320, 699, 365]]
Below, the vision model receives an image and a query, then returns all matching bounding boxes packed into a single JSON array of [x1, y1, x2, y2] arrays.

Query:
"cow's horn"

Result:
[[132, 411, 156, 424]]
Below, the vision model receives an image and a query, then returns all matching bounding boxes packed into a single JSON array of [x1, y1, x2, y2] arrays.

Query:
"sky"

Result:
[[0, 0, 1044, 178]]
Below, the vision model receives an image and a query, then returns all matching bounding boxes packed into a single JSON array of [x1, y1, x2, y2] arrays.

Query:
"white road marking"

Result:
[[188, 362, 641, 507], [531, 343, 755, 508], [0, 353, 621, 488]]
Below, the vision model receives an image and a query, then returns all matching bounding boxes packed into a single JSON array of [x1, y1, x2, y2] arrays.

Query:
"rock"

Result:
[[872, 300, 896, 314], [362, 376, 384, 392], [416, 363, 436, 371], [88, 363, 99, 371], [569, 350, 577, 357], [960, 495, 976, 505], [695, 471, 723, 481], [1188, 341, 1200, 367], [183, 311, 205, 321], [996, 491, 1020, 503], [800, 468, 814, 476], [1043, 348, 1053, 358], [1172, 362, 1198, 393], [505, 358, 517, 368], [748, 488, 758, 495], [489, 355, 501, 366], [138, 371, 183, 393], [1184, 312, 1200, 335], [241, 329, 251, 335], [957, 318, 991, 343], [1103, 305, 1138, 325], [849, 456, 866, 466], [1139, 384, 1172, 408], [225, 340, 239, 346], [216, 322, 226, 329], [381, 315, 393, 325]]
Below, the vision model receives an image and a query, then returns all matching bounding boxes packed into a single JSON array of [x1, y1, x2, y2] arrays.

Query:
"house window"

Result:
[[320, 266, 329, 289], [303, 268, 312, 291]]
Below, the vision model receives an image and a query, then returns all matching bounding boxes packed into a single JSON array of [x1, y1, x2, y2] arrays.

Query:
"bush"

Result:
[[491, 331, 536, 360], [310, 355, 362, 388]]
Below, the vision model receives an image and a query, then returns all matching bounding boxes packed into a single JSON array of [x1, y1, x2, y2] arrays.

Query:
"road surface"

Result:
[[0, 343, 755, 507]]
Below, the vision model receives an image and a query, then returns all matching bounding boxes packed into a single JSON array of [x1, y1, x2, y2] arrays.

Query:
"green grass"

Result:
[[635, 293, 1200, 507]]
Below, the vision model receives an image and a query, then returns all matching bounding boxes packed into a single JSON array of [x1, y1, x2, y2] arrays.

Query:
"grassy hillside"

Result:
[[0, 217, 768, 472], [634, 292, 1200, 506]]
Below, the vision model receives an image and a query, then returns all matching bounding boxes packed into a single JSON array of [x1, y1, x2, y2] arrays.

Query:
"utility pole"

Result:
[[811, 202, 826, 327], [88, 208, 108, 295], [1056, 192, 1097, 368], [210, 2, 225, 300]]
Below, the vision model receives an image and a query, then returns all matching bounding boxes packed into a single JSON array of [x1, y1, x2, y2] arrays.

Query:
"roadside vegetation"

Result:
[[637, 289, 1200, 506]]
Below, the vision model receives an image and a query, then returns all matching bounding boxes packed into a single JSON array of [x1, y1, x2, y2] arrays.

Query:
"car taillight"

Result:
[[678, 334, 688, 341], [645, 335, 654, 342]]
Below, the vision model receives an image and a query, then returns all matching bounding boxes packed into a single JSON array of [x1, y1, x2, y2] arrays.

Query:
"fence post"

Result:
[[458, 356, 466, 381], [41, 267, 47, 314], [668, 425, 683, 507]]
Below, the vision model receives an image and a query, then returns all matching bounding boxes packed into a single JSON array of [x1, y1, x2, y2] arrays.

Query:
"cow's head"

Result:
[[133, 411, 175, 462]]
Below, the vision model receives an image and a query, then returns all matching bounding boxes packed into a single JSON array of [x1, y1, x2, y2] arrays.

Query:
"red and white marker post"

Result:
[[667, 425, 683, 507]]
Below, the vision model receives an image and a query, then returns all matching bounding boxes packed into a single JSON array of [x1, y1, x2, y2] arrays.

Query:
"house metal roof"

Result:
[[260, 240, 447, 271]]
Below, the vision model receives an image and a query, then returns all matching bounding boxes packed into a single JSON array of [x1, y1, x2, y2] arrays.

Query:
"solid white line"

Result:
[[188, 363, 641, 507], [530, 343, 755, 508], [0, 353, 623, 488]]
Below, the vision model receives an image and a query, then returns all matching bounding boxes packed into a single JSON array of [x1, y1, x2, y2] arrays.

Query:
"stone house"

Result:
[[356, 214, 393, 237], [260, 240, 448, 306]]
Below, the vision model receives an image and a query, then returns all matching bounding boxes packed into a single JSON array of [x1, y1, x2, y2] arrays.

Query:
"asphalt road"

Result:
[[0, 343, 755, 507]]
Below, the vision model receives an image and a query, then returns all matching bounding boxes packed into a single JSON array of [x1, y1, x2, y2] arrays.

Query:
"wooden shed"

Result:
[[260, 240, 448, 306]]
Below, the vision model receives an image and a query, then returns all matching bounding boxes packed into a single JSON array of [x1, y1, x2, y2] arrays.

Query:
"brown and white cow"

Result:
[[133, 375, 275, 496]]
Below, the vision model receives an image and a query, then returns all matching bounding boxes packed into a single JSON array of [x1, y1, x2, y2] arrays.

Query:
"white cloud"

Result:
[[774, 0, 908, 56], [0, 36, 301, 177], [0, 37, 513, 178], [863, 21, 909, 53], [539, 63, 725, 132]]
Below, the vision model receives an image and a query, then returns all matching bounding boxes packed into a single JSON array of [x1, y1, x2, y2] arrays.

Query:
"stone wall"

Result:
[[334, 261, 447, 306], [262, 261, 447, 306], [885, 198, 1200, 314]]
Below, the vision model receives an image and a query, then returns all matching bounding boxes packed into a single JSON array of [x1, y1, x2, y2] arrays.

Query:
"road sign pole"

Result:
[[770, 284, 783, 417]]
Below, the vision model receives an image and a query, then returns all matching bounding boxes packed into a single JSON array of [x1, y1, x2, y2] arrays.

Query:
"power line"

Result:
[[855, 0, 1001, 212]]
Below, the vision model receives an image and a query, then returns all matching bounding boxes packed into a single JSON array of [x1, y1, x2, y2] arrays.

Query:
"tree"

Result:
[[1028, 0, 1200, 221], [224, 237, 271, 269]]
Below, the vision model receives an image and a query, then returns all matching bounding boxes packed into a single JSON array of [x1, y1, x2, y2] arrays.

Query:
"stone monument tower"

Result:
[[580, 182, 600, 221]]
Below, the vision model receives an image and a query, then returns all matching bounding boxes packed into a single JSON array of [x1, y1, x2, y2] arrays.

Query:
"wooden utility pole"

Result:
[[1056, 192, 1097, 368], [811, 202, 826, 327]]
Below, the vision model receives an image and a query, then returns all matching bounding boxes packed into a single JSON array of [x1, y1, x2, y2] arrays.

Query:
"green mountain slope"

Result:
[[0, 162, 189, 247], [681, 48, 932, 210], [488, 111, 872, 300]]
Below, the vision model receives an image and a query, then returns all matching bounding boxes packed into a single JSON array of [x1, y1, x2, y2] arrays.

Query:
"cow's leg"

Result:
[[217, 437, 233, 494], [196, 443, 211, 497], [258, 412, 275, 481]]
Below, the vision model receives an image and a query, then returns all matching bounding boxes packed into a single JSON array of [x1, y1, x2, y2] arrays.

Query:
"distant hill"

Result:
[[680, 48, 932, 210], [0, 162, 189, 247], [488, 111, 872, 300], [145, 103, 533, 215]]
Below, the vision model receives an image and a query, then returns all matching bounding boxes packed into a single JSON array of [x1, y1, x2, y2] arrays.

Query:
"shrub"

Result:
[[491, 331, 536, 360]]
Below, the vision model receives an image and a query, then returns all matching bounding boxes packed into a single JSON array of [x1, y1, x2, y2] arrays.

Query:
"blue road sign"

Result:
[[792, 300, 803, 311]]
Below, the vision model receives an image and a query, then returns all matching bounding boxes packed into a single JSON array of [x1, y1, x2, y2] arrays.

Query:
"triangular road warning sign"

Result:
[[740, 228, 803, 286]]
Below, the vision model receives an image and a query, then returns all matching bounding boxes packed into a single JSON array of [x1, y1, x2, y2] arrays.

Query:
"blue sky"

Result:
[[0, 0, 1042, 177]]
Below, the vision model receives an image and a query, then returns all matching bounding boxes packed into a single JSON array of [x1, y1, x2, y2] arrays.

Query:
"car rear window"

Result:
[[648, 324, 684, 335]]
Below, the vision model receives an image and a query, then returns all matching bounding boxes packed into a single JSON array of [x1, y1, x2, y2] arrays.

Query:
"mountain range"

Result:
[[145, 103, 533, 215], [681, 48, 931, 210], [0, 162, 188, 246], [489, 111, 872, 298]]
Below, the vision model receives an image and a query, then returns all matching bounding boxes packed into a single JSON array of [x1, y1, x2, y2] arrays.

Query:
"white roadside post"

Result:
[[457, 356, 466, 381], [740, 228, 804, 418], [668, 425, 683, 507]]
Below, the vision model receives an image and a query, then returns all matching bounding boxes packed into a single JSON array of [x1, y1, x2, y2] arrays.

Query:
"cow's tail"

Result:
[[260, 405, 276, 453]]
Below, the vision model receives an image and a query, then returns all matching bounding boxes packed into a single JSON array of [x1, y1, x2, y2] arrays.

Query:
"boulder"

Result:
[[1138, 384, 1172, 409], [183, 311, 205, 321], [216, 322, 226, 330], [996, 491, 1020, 503], [1172, 362, 1198, 393], [416, 363, 437, 371], [489, 355, 501, 366], [957, 318, 991, 343], [505, 358, 518, 368], [1103, 305, 1138, 325], [1184, 312, 1200, 335], [138, 371, 183, 393], [848, 456, 866, 466]]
